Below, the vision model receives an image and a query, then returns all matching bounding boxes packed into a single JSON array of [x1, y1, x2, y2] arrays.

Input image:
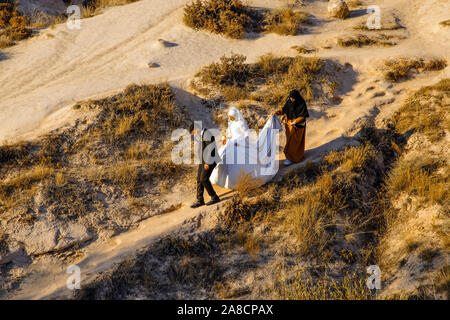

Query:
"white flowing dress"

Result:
[[210, 108, 282, 189]]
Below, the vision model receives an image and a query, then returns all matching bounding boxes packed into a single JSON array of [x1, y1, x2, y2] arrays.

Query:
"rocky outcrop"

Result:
[[328, 0, 350, 19], [11, 220, 93, 256]]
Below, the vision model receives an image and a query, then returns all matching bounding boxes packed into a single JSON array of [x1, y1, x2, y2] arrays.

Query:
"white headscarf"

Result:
[[227, 107, 249, 140]]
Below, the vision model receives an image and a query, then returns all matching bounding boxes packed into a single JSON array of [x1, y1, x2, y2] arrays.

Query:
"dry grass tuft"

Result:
[[263, 8, 309, 36], [0, 0, 31, 47], [234, 170, 262, 198], [81, 0, 140, 18], [337, 34, 395, 48], [183, 0, 258, 39], [195, 53, 249, 87], [386, 162, 448, 206], [291, 45, 314, 54], [272, 270, 374, 300], [391, 78, 449, 142], [383, 57, 447, 82]]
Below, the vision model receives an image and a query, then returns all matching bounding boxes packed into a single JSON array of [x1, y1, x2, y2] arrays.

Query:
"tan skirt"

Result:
[[284, 124, 306, 163]]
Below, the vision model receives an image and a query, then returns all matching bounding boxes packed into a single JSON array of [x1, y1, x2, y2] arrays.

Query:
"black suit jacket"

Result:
[[200, 128, 217, 165]]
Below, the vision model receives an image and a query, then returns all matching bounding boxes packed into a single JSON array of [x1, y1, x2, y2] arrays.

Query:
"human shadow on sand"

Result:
[[0, 51, 9, 62], [349, 9, 369, 18]]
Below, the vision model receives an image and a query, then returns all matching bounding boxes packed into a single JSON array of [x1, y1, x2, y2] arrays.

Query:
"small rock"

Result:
[[328, 0, 350, 19], [147, 62, 160, 68], [157, 39, 169, 47]]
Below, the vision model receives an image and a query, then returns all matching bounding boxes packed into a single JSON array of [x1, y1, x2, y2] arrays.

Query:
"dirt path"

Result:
[[13, 193, 216, 299], [3, 0, 449, 299]]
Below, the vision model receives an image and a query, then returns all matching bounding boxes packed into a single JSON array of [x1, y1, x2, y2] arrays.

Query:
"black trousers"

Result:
[[196, 163, 217, 202]]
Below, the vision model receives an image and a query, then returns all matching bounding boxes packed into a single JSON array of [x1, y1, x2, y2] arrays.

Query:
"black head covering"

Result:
[[282, 90, 309, 120]]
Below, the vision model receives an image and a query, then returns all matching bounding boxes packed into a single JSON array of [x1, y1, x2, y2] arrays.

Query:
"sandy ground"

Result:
[[1, 0, 449, 299]]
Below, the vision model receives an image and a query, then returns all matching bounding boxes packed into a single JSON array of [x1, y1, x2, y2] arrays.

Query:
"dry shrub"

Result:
[[355, 21, 403, 31], [254, 53, 291, 77], [324, 143, 376, 172], [221, 196, 257, 229], [383, 57, 447, 82], [193, 53, 327, 106], [0, 1, 31, 47], [386, 162, 448, 206], [272, 270, 374, 300], [196, 53, 249, 87], [0, 1, 15, 28], [222, 85, 249, 101], [337, 34, 394, 48], [279, 56, 322, 101], [253, 55, 323, 104], [81, 0, 139, 17], [183, 0, 255, 39], [236, 228, 259, 257], [392, 78, 449, 141], [92, 83, 183, 144], [234, 170, 262, 197], [433, 265, 450, 299], [263, 8, 309, 36], [221, 194, 276, 229], [27, 10, 66, 29], [288, 173, 346, 255], [329, 2, 350, 19]]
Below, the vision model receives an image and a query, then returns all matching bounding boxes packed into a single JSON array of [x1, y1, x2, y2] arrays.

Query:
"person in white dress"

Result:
[[210, 107, 282, 189]]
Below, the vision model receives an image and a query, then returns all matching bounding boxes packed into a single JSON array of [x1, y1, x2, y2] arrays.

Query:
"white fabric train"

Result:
[[210, 108, 282, 189]]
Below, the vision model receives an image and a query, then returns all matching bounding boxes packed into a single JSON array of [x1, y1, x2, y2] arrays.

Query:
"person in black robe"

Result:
[[273, 90, 310, 165]]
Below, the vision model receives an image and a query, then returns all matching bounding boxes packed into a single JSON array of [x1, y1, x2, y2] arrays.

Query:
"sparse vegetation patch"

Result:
[[183, 0, 260, 39], [70, 79, 449, 299], [0, 0, 31, 48], [183, 0, 311, 38], [0, 83, 190, 258], [263, 8, 309, 36], [191, 53, 343, 129], [337, 34, 396, 48], [383, 57, 447, 82]]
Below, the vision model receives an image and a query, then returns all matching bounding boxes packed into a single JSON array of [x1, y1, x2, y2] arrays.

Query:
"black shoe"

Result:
[[206, 196, 220, 206], [190, 201, 205, 208]]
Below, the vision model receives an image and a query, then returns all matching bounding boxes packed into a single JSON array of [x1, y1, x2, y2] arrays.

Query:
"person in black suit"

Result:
[[190, 123, 220, 208]]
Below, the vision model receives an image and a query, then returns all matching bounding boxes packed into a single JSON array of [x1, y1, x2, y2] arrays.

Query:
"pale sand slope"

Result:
[[1, 0, 448, 146], [2, 0, 449, 299]]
